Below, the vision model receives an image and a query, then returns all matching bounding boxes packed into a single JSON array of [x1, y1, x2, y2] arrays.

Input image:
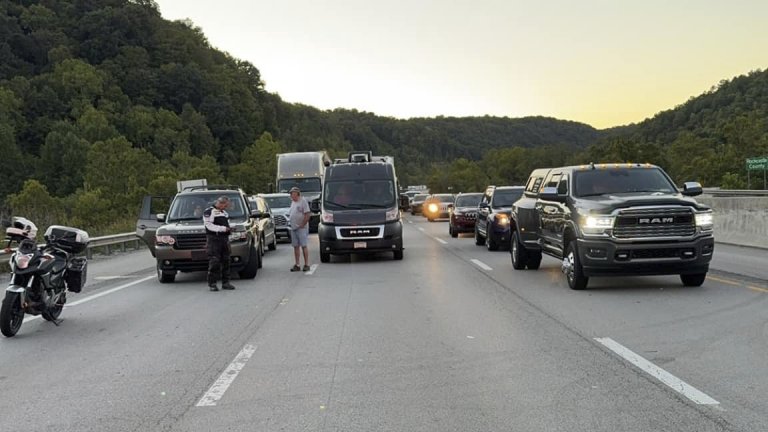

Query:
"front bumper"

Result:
[[488, 222, 511, 244], [275, 226, 290, 239], [577, 235, 714, 277], [155, 241, 252, 272], [319, 221, 403, 255], [451, 217, 476, 232]]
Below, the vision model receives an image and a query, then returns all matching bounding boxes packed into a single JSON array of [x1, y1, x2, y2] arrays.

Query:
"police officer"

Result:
[[203, 196, 235, 291]]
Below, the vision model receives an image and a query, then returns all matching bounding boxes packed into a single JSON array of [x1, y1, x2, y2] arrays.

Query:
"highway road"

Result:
[[1, 215, 766, 431]]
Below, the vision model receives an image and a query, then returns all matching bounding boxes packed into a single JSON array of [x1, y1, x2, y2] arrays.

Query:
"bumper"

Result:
[[451, 218, 476, 232], [411, 205, 424, 214], [155, 241, 252, 272], [577, 235, 714, 277], [424, 211, 450, 219], [318, 222, 403, 255], [275, 227, 290, 239], [488, 223, 511, 244]]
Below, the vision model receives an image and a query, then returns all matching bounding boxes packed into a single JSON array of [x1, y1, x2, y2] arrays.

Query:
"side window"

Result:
[[526, 176, 544, 194], [557, 175, 569, 195]]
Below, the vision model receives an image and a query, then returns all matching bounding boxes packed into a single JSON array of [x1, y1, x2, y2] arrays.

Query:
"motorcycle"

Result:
[[1, 218, 89, 337]]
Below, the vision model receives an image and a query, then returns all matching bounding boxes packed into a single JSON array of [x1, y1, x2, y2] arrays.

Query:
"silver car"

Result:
[[259, 193, 292, 242]]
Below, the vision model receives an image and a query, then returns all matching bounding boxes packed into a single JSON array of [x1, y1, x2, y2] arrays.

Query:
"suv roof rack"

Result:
[[183, 184, 242, 192]]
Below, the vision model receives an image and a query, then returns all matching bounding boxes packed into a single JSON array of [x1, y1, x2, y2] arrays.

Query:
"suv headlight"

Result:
[[695, 211, 713, 231], [386, 208, 400, 222], [229, 231, 247, 242], [427, 203, 439, 214], [155, 235, 175, 246], [581, 215, 614, 235], [493, 214, 510, 226]]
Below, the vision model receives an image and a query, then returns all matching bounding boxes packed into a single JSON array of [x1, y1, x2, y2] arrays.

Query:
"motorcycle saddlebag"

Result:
[[65, 257, 87, 293], [44, 225, 90, 254]]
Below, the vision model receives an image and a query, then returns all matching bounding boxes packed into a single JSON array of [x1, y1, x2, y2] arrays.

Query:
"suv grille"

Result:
[[274, 215, 288, 227], [175, 234, 207, 250], [614, 207, 695, 239], [456, 212, 476, 220]]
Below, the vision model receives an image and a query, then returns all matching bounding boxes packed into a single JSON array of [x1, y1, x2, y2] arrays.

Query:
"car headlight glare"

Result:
[[695, 212, 713, 230], [495, 214, 510, 225], [427, 203, 439, 213]]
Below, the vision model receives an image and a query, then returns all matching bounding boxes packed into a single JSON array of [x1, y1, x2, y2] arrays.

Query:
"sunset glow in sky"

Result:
[[155, 0, 768, 128]]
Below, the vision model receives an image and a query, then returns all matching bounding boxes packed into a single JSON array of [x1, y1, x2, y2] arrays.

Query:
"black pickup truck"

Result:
[[510, 164, 715, 290]]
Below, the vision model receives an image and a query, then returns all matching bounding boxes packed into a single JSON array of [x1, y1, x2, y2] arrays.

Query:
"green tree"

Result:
[[227, 132, 283, 194], [7, 180, 67, 233]]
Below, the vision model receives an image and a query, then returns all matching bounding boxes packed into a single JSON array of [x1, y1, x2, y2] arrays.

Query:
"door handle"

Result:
[[139, 224, 147, 229]]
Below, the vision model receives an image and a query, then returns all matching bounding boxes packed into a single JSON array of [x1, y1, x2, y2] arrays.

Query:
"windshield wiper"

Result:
[[358, 203, 391, 209], [325, 201, 361, 209], [169, 217, 202, 222], [577, 193, 609, 197]]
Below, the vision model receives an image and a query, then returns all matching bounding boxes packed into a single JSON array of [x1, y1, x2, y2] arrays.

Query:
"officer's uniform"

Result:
[[203, 205, 233, 290]]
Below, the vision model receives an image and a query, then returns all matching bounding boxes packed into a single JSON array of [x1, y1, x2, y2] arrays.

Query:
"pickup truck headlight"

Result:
[[695, 211, 714, 231], [155, 235, 175, 246], [581, 216, 614, 235], [385, 208, 400, 222], [229, 231, 247, 242]]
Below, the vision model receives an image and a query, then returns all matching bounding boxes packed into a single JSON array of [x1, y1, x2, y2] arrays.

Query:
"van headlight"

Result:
[[695, 211, 713, 231], [386, 208, 400, 222], [322, 212, 334, 223], [581, 215, 614, 235]]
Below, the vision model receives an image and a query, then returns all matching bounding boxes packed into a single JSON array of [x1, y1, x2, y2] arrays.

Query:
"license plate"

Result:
[[354, 242, 367, 249], [192, 250, 207, 260]]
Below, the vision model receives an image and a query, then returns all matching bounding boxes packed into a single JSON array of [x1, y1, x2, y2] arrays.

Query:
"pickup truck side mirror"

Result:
[[539, 187, 567, 203], [156, 213, 166, 223], [681, 182, 703, 197]]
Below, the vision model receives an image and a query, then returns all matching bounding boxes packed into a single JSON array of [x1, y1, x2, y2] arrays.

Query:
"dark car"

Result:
[[510, 163, 714, 290], [422, 194, 455, 221], [449, 193, 482, 237], [474, 186, 524, 250], [410, 194, 429, 215], [248, 196, 278, 254]]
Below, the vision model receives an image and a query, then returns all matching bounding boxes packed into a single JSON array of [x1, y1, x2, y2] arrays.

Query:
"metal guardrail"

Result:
[[703, 189, 768, 197], [1, 232, 141, 260]]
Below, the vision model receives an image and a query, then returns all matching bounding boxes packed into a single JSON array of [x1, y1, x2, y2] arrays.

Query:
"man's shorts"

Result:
[[291, 227, 309, 247]]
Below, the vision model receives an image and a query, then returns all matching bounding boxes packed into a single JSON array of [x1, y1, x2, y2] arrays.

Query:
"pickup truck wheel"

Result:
[[510, 231, 528, 270], [680, 273, 706, 287], [526, 252, 542, 270], [486, 233, 499, 251], [157, 264, 176, 283], [564, 242, 588, 290], [393, 249, 404, 260], [474, 226, 485, 246], [320, 252, 331, 263]]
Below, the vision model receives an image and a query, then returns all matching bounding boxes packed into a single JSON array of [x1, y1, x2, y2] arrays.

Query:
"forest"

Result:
[[2, 0, 767, 235]]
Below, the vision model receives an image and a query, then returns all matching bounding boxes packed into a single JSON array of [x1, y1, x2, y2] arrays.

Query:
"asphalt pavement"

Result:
[[0, 220, 766, 432]]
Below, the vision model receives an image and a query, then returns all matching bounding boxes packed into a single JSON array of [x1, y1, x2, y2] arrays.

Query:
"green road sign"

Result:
[[746, 157, 768, 170]]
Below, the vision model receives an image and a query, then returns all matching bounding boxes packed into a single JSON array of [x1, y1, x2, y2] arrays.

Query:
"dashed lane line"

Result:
[[435, 238, 448, 245], [304, 264, 319, 275], [595, 337, 719, 406], [470, 259, 493, 271], [196, 344, 258, 407]]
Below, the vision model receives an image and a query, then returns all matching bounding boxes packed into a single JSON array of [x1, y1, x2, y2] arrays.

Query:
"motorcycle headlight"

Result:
[[386, 208, 400, 222], [14, 253, 32, 269], [695, 211, 713, 231], [229, 231, 247, 242], [155, 235, 175, 246], [581, 215, 614, 235]]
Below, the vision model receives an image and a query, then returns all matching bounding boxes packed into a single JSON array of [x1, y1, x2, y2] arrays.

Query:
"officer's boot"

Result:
[[208, 274, 219, 291]]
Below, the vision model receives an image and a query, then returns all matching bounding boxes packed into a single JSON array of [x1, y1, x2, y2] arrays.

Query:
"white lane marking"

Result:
[[594, 337, 719, 405], [196, 344, 258, 407], [435, 238, 448, 245], [22, 274, 154, 323], [470, 259, 493, 271], [94, 276, 134, 280], [418, 227, 425, 232], [304, 264, 318, 275], [408, 220, 413, 224]]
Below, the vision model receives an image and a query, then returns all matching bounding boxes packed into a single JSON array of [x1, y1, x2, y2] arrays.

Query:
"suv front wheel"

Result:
[[474, 226, 485, 246], [157, 264, 176, 283]]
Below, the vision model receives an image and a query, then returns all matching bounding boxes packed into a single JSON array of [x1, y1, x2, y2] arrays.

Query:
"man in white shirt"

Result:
[[288, 187, 311, 271]]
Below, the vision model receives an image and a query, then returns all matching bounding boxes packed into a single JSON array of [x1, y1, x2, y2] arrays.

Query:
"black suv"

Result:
[[474, 186, 524, 251], [510, 163, 714, 289]]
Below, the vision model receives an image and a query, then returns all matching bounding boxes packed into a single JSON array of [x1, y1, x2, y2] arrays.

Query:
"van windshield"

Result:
[[324, 180, 396, 210], [278, 178, 322, 193], [167, 194, 245, 222]]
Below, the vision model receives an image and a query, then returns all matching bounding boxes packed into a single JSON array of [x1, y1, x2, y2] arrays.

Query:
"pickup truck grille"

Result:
[[273, 215, 288, 227], [175, 234, 207, 250], [614, 207, 695, 239]]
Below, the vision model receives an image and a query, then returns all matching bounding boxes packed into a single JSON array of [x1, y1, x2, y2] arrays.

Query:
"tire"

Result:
[[157, 264, 176, 283], [268, 234, 277, 251], [526, 251, 542, 270], [449, 226, 458, 238], [474, 226, 485, 246], [260, 236, 266, 256], [486, 232, 499, 251], [564, 242, 588, 290], [427, 217, 434, 222], [0, 292, 24, 337], [239, 244, 259, 279], [320, 252, 331, 263], [393, 249, 404, 260], [680, 273, 706, 287], [510, 231, 528, 270], [43, 291, 65, 322]]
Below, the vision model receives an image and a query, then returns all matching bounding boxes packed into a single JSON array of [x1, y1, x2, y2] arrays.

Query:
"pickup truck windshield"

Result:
[[278, 178, 322, 193], [324, 180, 396, 210], [167, 194, 245, 222], [574, 168, 677, 197], [492, 190, 523, 208]]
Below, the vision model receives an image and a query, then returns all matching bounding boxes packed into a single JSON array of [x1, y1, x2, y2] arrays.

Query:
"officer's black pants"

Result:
[[207, 235, 231, 284]]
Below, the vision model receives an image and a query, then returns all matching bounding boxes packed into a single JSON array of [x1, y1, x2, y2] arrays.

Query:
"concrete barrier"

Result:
[[698, 196, 768, 249]]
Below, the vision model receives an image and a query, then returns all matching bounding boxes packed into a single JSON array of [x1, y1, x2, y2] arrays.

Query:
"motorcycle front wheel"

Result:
[[0, 292, 25, 337]]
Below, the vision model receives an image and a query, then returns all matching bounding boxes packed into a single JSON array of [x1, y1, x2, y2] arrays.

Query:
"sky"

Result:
[[154, 0, 768, 129]]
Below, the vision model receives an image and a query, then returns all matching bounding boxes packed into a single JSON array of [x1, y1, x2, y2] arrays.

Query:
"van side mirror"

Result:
[[682, 182, 702, 197], [539, 187, 566, 203]]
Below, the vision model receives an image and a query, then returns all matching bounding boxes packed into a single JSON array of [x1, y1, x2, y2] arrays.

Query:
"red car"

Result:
[[449, 193, 483, 237]]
